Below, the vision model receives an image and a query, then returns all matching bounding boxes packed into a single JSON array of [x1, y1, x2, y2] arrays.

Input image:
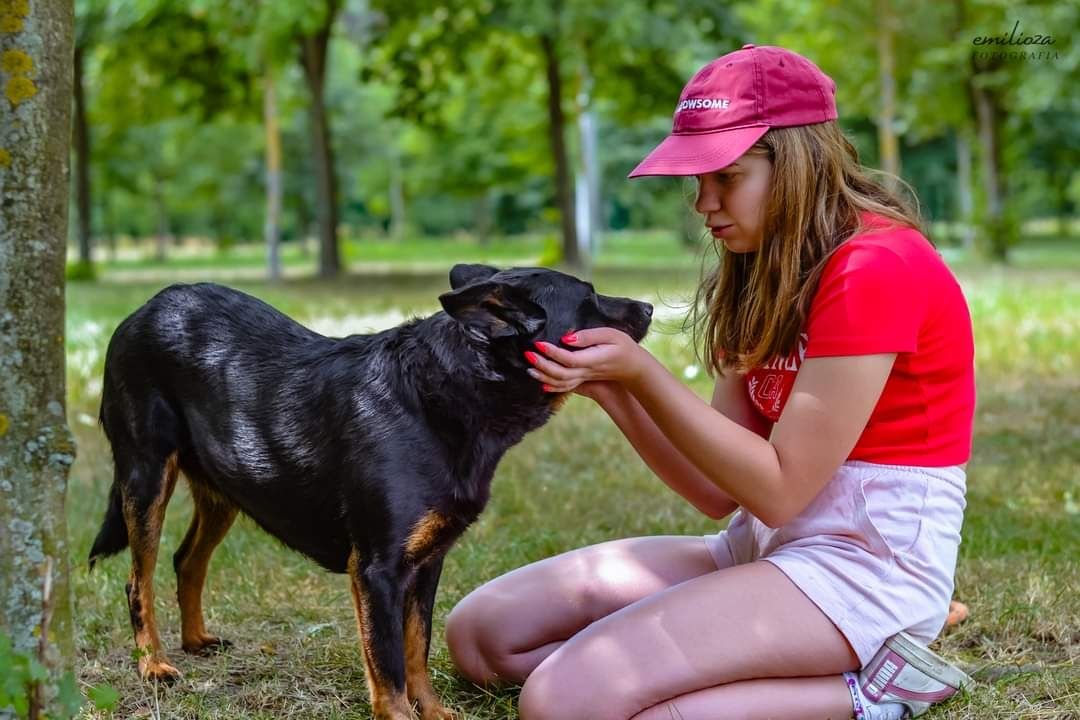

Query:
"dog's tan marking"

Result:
[[550, 392, 572, 412], [405, 600, 455, 720], [348, 550, 415, 720], [123, 452, 180, 681], [176, 482, 237, 654], [404, 511, 451, 563]]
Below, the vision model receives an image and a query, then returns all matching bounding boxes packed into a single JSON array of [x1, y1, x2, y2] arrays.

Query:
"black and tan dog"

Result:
[[88, 263, 652, 720]]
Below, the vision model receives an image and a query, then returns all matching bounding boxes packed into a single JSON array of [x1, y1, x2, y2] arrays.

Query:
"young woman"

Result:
[[445, 45, 975, 720]]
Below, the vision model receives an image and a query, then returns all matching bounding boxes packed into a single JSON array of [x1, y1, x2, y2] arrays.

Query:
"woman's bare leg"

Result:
[[630, 676, 853, 720], [516, 561, 860, 720], [444, 535, 720, 685]]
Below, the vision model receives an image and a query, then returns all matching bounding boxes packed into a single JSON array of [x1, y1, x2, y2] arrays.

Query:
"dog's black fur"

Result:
[[89, 263, 651, 719]]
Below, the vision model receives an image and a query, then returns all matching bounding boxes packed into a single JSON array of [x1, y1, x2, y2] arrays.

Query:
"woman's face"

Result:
[[694, 150, 772, 253]]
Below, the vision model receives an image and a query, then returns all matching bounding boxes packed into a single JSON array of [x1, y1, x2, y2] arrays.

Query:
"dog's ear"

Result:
[[439, 282, 546, 339], [449, 263, 500, 290]]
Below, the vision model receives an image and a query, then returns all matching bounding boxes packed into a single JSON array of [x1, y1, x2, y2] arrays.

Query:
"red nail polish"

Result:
[[542, 384, 553, 392], [534, 341, 547, 353], [524, 351, 538, 365], [562, 333, 578, 344]]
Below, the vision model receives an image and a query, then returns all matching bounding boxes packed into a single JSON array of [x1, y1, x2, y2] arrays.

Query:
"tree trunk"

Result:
[[0, 2, 77, 718], [153, 175, 170, 262], [72, 42, 92, 266], [577, 52, 601, 260], [388, 143, 406, 241], [299, 0, 342, 278], [955, 130, 975, 252], [539, 33, 580, 271], [972, 82, 1007, 261], [264, 64, 283, 281], [875, 0, 901, 188], [474, 190, 493, 246]]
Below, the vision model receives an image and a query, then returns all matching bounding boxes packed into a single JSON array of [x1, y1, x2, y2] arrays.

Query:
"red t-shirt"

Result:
[[743, 212, 975, 466]]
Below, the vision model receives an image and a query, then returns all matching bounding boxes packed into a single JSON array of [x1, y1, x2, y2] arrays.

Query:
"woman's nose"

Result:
[[694, 175, 722, 214]]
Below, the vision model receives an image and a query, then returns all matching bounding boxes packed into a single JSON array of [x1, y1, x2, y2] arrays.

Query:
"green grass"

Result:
[[64, 242, 1078, 718]]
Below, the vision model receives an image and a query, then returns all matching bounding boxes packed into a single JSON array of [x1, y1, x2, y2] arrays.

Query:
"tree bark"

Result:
[[388, 143, 406, 241], [299, 0, 342, 278], [0, 1, 77, 716], [576, 51, 601, 261], [875, 0, 901, 188], [263, 64, 283, 281], [971, 79, 1007, 261], [72, 42, 92, 266], [955, 130, 975, 251], [152, 175, 170, 262], [956, 0, 1009, 262], [539, 32, 580, 271]]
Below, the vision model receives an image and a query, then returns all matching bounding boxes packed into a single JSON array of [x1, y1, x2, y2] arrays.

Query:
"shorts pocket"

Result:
[[858, 469, 931, 559]]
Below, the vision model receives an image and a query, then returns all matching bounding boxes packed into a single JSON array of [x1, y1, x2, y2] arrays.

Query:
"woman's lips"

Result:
[[710, 224, 734, 238]]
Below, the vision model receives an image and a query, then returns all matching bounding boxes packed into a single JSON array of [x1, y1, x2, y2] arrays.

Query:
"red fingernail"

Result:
[[524, 351, 538, 365], [542, 384, 554, 392], [562, 333, 578, 344], [534, 341, 548, 353]]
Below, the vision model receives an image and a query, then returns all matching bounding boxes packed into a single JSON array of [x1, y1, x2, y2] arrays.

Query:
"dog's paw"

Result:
[[138, 656, 182, 684], [182, 634, 233, 656], [420, 704, 457, 720]]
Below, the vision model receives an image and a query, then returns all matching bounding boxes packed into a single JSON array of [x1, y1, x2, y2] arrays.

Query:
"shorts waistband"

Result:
[[842, 459, 967, 486]]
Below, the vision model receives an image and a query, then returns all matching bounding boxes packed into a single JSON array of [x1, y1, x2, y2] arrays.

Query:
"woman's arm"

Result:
[[581, 369, 770, 520], [622, 351, 896, 528], [529, 332, 895, 528]]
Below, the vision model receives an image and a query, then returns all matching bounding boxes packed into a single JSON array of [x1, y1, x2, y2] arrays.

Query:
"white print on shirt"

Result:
[[747, 333, 808, 418], [759, 332, 808, 371]]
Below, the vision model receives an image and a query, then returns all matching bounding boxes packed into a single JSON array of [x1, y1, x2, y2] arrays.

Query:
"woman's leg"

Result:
[[517, 561, 860, 720], [630, 676, 853, 720], [444, 535, 720, 686]]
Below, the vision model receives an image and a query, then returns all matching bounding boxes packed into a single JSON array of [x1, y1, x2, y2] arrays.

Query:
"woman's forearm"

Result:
[[588, 383, 739, 520]]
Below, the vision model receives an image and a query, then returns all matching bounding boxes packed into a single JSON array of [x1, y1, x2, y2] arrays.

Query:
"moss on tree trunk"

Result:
[[0, 0, 78, 712]]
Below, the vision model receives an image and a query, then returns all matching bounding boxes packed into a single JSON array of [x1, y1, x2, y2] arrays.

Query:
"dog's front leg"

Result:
[[348, 550, 416, 720], [405, 555, 456, 720]]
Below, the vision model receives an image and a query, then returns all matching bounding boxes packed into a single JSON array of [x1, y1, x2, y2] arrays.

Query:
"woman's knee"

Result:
[[445, 594, 500, 684], [517, 637, 633, 720], [518, 657, 587, 720]]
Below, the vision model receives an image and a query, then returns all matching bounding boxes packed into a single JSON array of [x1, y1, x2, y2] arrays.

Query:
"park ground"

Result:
[[65, 230, 1078, 718]]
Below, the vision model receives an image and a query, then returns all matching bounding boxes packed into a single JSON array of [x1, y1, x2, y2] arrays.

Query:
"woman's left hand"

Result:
[[524, 327, 652, 393]]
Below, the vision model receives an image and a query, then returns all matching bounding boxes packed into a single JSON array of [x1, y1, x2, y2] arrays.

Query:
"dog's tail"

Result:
[[88, 482, 128, 571], [89, 390, 126, 571]]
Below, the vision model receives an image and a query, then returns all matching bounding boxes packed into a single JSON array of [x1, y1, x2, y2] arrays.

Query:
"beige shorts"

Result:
[[703, 460, 967, 667]]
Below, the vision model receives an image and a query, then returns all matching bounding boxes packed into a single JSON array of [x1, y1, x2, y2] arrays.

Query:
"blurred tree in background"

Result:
[[67, 0, 1077, 275]]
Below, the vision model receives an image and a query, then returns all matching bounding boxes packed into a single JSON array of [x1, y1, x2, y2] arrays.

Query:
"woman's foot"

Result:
[[851, 631, 973, 718]]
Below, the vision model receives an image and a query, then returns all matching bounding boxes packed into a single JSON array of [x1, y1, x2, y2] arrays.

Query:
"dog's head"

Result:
[[438, 263, 652, 357]]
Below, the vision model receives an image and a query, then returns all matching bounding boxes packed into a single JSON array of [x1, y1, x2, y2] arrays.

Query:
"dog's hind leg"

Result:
[[120, 451, 181, 682], [404, 556, 455, 720], [173, 481, 237, 655], [347, 549, 416, 720]]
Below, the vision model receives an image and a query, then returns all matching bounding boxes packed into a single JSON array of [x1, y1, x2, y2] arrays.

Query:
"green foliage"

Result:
[[71, 0, 1075, 260], [65, 261, 97, 283], [0, 633, 116, 718], [537, 233, 563, 266]]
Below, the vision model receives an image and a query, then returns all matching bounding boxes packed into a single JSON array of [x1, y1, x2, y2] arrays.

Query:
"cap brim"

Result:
[[628, 125, 770, 178]]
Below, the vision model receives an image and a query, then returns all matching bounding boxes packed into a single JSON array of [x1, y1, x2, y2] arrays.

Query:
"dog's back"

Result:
[[96, 283, 434, 570]]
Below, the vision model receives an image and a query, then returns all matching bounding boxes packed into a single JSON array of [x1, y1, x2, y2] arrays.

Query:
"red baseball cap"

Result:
[[628, 44, 837, 178]]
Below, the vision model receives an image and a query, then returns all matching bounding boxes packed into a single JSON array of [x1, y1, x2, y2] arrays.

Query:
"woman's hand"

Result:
[[524, 328, 652, 394]]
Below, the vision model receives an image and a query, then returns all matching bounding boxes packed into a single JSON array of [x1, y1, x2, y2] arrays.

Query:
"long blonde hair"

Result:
[[688, 121, 929, 378]]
